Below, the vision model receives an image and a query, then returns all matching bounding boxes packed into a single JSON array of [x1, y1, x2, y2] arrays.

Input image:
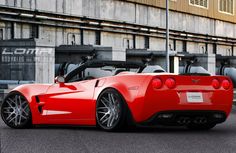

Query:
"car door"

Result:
[[41, 79, 97, 125]]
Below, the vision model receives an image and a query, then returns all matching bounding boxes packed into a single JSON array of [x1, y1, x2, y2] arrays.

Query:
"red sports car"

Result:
[[1, 60, 234, 131]]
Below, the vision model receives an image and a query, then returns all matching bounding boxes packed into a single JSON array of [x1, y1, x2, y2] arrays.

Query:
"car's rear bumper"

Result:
[[129, 95, 233, 124], [132, 101, 233, 124], [138, 110, 227, 126]]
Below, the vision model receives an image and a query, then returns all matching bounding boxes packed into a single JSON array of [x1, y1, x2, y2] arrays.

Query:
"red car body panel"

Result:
[[12, 73, 234, 126]]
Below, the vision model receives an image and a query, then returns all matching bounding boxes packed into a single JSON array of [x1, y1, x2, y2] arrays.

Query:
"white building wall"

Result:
[[147, 7, 162, 27], [55, 28, 64, 46], [6, 0, 14, 7], [176, 40, 183, 52], [102, 32, 133, 61], [0, 0, 235, 57], [84, 30, 96, 45], [37, 0, 57, 12], [100, 0, 136, 23], [65, 0, 82, 16], [208, 44, 214, 54], [0, 0, 5, 5], [56, 0, 64, 13], [14, 23, 21, 39], [20, 0, 31, 9], [136, 4, 148, 25], [82, 0, 100, 18], [14, 23, 31, 39], [0, 0, 235, 40], [64, 28, 81, 45], [37, 26, 56, 46], [135, 36, 145, 49], [35, 47, 55, 83], [4, 23, 11, 40], [22, 24, 31, 39], [217, 45, 233, 56], [149, 38, 165, 51], [215, 20, 235, 38]]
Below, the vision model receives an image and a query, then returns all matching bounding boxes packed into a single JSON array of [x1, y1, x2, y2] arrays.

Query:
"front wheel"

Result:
[[96, 89, 127, 131], [1, 92, 32, 129]]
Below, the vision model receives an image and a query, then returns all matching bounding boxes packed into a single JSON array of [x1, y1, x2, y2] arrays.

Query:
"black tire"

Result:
[[96, 88, 127, 131], [187, 123, 216, 131], [1, 92, 32, 129]]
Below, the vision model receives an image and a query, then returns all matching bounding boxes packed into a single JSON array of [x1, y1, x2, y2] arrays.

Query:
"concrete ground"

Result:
[[0, 107, 236, 153]]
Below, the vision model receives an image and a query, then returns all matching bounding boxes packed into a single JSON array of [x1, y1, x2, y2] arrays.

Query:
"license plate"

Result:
[[186, 92, 203, 103]]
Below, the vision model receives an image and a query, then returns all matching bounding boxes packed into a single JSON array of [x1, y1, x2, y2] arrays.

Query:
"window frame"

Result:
[[218, 0, 235, 15], [189, 0, 209, 9]]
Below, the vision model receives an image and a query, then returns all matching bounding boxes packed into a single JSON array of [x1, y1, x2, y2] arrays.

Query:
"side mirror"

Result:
[[55, 76, 65, 84]]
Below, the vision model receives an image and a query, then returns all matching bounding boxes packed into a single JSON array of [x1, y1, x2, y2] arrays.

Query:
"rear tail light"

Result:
[[212, 79, 220, 89], [222, 79, 230, 90], [165, 78, 176, 89], [152, 78, 163, 89]]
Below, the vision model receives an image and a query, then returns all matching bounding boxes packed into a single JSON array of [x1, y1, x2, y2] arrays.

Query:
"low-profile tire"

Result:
[[187, 123, 216, 131], [96, 88, 127, 131], [1, 92, 32, 129]]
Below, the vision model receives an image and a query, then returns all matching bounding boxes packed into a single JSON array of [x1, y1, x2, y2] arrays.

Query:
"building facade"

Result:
[[0, 0, 235, 83]]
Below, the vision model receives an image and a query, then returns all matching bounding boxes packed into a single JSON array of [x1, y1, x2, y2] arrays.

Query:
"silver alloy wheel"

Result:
[[1, 93, 31, 128], [96, 92, 121, 129]]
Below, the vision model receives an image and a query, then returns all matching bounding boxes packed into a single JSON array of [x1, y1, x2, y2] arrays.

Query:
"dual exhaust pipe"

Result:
[[177, 117, 207, 125]]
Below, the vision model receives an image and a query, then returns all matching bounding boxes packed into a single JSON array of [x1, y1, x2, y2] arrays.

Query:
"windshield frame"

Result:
[[64, 60, 145, 83]]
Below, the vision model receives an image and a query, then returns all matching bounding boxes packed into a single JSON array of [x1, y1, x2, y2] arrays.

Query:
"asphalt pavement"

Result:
[[0, 108, 236, 153]]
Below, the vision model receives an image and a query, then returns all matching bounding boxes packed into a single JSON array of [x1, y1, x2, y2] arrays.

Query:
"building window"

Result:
[[95, 31, 101, 45], [189, 0, 208, 8], [219, 0, 234, 14], [144, 36, 149, 49], [31, 24, 39, 38], [213, 43, 217, 54], [183, 40, 187, 52], [10, 22, 15, 39], [0, 29, 3, 40]]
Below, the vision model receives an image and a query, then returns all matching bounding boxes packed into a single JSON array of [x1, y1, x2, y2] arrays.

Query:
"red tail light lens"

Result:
[[152, 78, 163, 89], [212, 79, 220, 89], [165, 78, 176, 89], [222, 80, 230, 90]]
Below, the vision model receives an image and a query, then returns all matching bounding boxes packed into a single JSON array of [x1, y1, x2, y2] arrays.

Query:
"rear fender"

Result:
[[95, 75, 153, 122]]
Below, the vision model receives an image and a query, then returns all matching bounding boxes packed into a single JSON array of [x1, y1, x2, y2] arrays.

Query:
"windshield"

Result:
[[67, 67, 139, 83]]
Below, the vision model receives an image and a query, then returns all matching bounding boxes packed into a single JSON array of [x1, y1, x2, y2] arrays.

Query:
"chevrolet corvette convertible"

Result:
[[1, 60, 234, 131]]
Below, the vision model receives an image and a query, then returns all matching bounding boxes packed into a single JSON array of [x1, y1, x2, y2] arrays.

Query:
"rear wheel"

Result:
[[1, 92, 32, 129], [187, 123, 216, 130], [96, 89, 127, 131]]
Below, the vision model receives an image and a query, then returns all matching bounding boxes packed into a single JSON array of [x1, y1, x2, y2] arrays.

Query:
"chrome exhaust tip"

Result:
[[177, 117, 191, 125], [193, 117, 207, 124]]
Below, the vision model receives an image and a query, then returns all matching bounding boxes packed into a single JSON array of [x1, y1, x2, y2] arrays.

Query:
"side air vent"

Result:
[[35, 96, 40, 103], [38, 106, 43, 114]]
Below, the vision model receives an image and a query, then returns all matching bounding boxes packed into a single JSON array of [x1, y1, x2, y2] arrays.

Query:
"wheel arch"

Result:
[[96, 87, 135, 129], [1, 90, 32, 128], [12, 84, 50, 103], [5, 84, 50, 125], [3, 91, 32, 112], [96, 85, 135, 123]]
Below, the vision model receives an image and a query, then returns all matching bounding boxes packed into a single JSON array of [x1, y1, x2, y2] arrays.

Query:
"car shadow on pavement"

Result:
[[1, 124, 230, 135], [0, 107, 235, 134]]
